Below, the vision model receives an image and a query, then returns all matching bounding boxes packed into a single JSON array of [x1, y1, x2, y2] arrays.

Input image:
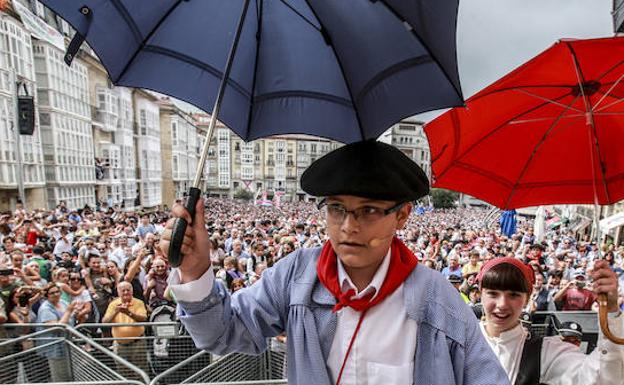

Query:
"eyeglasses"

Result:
[[47, 290, 61, 295], [318, 200, 405, 225], [69, 277, 81, 281]]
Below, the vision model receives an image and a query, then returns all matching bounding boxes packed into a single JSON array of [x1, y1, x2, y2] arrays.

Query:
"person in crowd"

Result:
[[163, 140, 508, 385], [102, 281, 148, 375], [528, 272, 556, 312], [29, 246, 53, 282], [231, 278, 246, 293], [448, 274, 470, 303], [36, 283, 77, 382], [442, 254, 463, 278], [553, 269, 597, 311], [136, 214, 156, 239], [68, 271, 95, 325], [84, 255, 113, 319], [0, 264, 21, 306], [106, 260, 123, 287], [230, 239, 250, 260], [24, 261, 47, 289], [77, 238, 100, 268], [122, 251, 146, 302], [477, 257, 623, 385], [53, 267, 83, 304], [144, 257, 169, 308], [462, 250, 482, 277], [52, 226, 73, 257]]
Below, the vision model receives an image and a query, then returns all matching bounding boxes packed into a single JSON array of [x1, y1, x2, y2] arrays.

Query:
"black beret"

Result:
[[558, 321, 583, 337], [301, 140, 429, 202]]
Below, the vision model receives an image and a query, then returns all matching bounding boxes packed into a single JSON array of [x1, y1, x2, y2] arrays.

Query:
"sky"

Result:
[[415, 0, 614, 122], [174, 0, 615, 122]]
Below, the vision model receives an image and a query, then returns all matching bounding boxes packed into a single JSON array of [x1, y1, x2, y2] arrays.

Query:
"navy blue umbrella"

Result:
[[499, 210, 517, 238], [41, 0, 463, 266], [41, 0, 462, 143]]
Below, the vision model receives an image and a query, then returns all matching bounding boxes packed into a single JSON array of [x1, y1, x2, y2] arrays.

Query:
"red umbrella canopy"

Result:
[[425, 37, 624, 209]]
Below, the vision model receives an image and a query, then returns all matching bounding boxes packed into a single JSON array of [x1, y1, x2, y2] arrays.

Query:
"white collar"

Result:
[[337, 247, 392, 301], [481, 322, 526, 344]]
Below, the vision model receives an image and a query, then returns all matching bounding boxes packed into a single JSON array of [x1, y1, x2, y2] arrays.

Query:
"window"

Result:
[[172, 120, 178, 146], [399, 124, 416, 131]]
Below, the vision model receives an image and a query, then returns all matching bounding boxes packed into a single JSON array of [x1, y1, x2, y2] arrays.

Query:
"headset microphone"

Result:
[[368, 232, 396, 247]]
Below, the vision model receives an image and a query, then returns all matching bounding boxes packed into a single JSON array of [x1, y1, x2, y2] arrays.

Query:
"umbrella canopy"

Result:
[[425, 37, 624, 209], [499, 209, 517, 238], [40, 0, 463, 144]]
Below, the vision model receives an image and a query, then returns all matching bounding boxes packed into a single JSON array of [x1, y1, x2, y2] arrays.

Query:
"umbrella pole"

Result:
[[594, 203, 624, 344], [168, 0, 252, 267], [586, 125, 624, 343]]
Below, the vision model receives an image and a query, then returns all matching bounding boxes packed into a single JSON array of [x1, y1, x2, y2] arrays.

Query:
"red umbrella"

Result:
[[425, 37, 624, 210], [424, 36, 624, 344]]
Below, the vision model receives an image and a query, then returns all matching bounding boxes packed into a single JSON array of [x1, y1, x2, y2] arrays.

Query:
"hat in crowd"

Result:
[[447, 274, 462, 284], [573, 268, 586, 279], [519, 312, 532, 325], [300, 140, 429, 202], [558, 321, 583, 338]]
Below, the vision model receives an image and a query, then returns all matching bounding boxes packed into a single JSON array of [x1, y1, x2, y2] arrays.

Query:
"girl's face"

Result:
[[481, 288, 528, 337], [107, 263, 118, 274], [57, 271, 69, 283]]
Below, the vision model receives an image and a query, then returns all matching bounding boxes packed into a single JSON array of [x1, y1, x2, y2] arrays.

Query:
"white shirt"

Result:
[[480, 316, 624, 385], [169, 249, 417, 385], [327, 250, 417, 385]]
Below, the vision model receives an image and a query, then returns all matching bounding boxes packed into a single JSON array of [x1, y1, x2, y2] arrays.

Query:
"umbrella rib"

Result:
[[509, 114, 585, 125], [254, 91, 353, 107], [567, 41, 611, 203], [301, 0, 366, 140], [243, 0, 264, 142], [503, 94, 581, 209], [595, 92, 624, 113], [115, 0, 185, 83], [356, 55, 433, 106], [141, 45, 251, 99], [377, 0, 463, 100], [277, 0, 321, 31], [513, 88, 584, 113], [453, 161, 515, 188], [435, 93, 570, 180], [110, 0, 143, 43], [594, 72, 624, 110]]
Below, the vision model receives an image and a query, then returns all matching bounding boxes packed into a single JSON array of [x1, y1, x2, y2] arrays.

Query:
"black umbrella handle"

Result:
[[168, 187, 201, 268]]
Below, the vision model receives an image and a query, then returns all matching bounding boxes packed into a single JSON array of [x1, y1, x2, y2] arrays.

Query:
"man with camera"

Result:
[[0, 264, 21, 307]]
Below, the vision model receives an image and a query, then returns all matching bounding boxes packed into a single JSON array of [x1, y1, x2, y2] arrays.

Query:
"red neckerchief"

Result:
[[317, 236, 418, 312], [317, 236, 418, 385]]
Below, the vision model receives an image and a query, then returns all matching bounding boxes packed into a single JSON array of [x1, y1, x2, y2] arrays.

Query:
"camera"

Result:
[[0, 269, 13, 276], [57, 260, 75, 269], [18, 290, 33, 307]]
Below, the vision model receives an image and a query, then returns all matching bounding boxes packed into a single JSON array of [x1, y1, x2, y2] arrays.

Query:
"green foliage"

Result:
[[233, 188, 254, 201], [430, 188, 459, 208]]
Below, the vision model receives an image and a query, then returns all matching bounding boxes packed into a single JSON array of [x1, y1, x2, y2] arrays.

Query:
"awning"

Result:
[[600, 211, 624, 232], [571, 218, 592, 233]]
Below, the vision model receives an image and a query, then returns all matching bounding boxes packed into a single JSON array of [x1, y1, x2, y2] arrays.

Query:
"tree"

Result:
[[233, 188, 254, 201], [430, 188, 459, 208]]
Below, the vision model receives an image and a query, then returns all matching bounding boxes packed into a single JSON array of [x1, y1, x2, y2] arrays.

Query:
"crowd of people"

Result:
[[0, 198, 623, 380]]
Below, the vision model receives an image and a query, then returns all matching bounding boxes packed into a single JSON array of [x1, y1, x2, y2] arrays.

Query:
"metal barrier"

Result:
[[0, 324, 149, 384], [73, 322, 209, 383], [150, 339, 287, 385]]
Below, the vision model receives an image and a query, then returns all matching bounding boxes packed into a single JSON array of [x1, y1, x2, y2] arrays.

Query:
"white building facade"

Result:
[[0, 14, 46, 208], [33, 40, 95, 209]]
